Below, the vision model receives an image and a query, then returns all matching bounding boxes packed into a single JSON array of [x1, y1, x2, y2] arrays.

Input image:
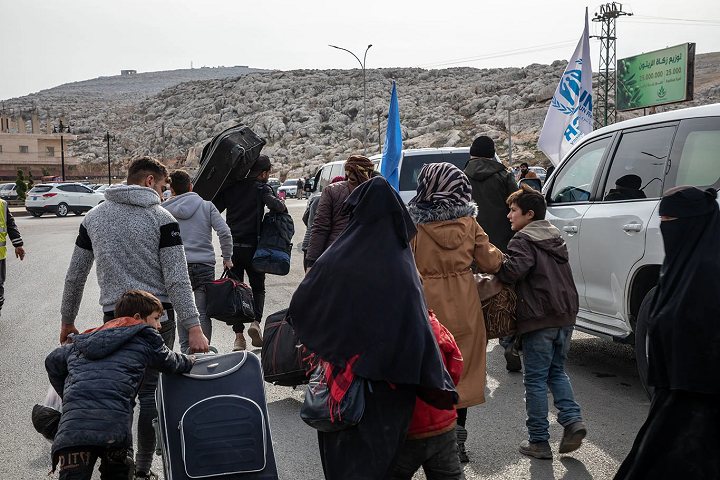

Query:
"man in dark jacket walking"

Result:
[[495, 184, 585, 461], [464, 136, 521, 371], [213, 155, 287, 351], [463, 136, 518, 254]]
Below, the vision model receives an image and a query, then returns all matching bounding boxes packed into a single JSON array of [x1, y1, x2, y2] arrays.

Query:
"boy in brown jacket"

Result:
[[495, 184, 586, 460]]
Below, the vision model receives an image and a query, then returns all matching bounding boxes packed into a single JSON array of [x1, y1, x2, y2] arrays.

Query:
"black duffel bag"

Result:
[[261, 309, 311, 386], [205, 269, 255, 324]]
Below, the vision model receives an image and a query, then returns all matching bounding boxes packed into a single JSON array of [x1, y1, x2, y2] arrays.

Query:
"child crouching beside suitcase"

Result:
[[45, 289, 196, 480]]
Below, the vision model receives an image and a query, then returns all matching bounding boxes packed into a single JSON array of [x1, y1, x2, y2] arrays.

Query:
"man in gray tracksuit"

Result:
[[163, 169, 234, 352], [59, 156, 209, 480]]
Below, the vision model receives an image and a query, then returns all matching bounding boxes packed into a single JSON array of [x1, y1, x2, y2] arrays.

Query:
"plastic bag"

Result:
[[44, 384, 62, 412], [32, 335, 72, 441]]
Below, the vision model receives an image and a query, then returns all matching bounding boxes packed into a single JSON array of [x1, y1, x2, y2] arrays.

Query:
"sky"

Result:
[[1, 0, 719, 100]]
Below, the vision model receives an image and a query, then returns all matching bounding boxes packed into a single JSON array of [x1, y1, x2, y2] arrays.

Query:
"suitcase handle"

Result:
[[184, 345, 219, 355], [183, 351, 248, 379]]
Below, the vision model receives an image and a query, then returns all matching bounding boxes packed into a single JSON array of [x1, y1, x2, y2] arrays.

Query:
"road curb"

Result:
[[10, 208, 31, 218]]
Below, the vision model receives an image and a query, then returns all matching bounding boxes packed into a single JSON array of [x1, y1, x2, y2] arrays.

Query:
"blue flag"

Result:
[[381, 81, 402, 191]]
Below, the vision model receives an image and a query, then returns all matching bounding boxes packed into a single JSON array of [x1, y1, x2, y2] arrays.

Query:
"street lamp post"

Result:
[[53, 120, 71, 181], [104, 131, 115, 185], [329, 44, 372, 155]]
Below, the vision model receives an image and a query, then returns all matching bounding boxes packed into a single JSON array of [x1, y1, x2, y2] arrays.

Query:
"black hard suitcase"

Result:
[[156, 351, 278, 479], [193, 125, 266, 201]]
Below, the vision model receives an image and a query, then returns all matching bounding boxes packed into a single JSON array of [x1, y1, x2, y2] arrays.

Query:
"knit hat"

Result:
[[615, 174, 642, 190], [470, 136, 495, 158]]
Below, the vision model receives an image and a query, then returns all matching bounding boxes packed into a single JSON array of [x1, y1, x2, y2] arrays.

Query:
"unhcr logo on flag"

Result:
[[537, 8, 594, 166]]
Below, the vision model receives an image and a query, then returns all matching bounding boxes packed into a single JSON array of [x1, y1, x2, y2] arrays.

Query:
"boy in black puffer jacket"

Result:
[[45, 290, 195, 479]]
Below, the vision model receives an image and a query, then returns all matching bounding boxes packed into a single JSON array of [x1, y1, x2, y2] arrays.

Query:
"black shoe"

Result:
[[455, 425, 469, 463], [519, 440, 553, 460], [559, 421, 587, 453], [504, 342, 522, 372]]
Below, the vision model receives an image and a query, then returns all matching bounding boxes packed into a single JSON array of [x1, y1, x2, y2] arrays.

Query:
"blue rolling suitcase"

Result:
[[156, 351, 278, 479]]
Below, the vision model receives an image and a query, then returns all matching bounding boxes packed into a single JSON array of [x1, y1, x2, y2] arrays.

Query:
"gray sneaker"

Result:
[[519, 440, 553, 460], [559, 421, 587, 454]]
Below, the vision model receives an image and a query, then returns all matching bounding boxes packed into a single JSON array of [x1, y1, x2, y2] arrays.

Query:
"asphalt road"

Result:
[[0, 198, 650, 479]]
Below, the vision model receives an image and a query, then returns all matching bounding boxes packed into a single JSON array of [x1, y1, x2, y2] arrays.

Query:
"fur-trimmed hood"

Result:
[[407, 202, 478, 226]]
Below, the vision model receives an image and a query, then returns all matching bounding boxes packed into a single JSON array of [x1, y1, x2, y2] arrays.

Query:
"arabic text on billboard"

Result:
[[617, 43, 694, 111]]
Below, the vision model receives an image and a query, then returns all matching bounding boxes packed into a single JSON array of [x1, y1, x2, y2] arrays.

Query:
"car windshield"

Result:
[[0, 185, 13, 191], [29, 185, 53, 193], [283, 180, 296, 186]]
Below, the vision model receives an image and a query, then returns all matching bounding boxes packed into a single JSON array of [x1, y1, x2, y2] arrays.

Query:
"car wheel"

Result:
[[635, 287, 656, 400], [31, 212, 43, 217], [56, 203, 69, 217]]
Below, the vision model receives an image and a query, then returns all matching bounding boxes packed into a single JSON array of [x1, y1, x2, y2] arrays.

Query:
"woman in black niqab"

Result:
[[615, 186, 720, 480], [288, 176, 457, 480]]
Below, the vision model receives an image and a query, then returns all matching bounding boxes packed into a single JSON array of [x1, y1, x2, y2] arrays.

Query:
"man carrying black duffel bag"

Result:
[[213, 155, 287, 351]]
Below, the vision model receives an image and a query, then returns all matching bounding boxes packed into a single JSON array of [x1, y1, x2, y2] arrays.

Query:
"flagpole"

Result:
[[329, 44, 372, 155]]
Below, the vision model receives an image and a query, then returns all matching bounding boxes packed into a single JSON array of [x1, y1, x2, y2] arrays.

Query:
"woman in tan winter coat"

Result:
[[408, 162, 503, 463]]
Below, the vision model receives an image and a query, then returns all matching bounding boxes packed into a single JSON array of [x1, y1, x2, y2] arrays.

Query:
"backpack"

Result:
[[252, 211, 295, 275]]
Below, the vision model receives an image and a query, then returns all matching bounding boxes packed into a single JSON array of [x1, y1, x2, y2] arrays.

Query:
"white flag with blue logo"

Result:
[[538, 8, 593, 166]]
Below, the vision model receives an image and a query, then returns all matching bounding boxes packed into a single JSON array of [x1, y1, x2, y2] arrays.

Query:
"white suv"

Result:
[[26, 183, 105, 217], [543, 103, 720, 395], [309, 148, 474, 203]]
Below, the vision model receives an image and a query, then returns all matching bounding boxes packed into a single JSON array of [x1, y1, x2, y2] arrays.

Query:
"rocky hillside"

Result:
[[2, 54, 719, 179]]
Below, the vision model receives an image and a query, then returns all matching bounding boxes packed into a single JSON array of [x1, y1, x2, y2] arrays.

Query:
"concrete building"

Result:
[[0, 113, 78, 180]]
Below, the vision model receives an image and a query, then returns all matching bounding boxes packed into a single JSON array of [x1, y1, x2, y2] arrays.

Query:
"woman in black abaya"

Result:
[[288, 176, 457, 480], [614, 186, 720, 480]]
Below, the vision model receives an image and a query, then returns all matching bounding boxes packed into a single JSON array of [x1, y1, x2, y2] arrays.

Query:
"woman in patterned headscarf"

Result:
[[408, 162, 504, 463]]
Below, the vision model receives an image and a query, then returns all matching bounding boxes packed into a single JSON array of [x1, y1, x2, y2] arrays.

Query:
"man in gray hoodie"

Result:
[[164, 170, 234, 352], [59, 156, 209, 480]]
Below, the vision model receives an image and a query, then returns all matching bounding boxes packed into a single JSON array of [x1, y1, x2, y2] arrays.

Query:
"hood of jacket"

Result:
[[74, 317, 151, 360], [103, 184, 161, 208], [162, 192, 203, 220], [417, 213, 477, 251], [464, 157, 508, 182], [517, 220, 569, 263], [408, 202, 478, 226]]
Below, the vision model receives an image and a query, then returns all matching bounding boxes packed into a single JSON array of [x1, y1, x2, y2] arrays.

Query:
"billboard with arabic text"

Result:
[[616, 43, 695, 111]]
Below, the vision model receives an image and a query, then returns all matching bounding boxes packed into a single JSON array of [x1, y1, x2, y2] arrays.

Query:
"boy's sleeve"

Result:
[[45, 346, 71, 399], [209, 203, 233, 263], [147, 332, 194, 374], [61, 224, 95, 324], [495, 236, 536, 284], [158, 220, 200, 330], [5, 209, 23, 247]]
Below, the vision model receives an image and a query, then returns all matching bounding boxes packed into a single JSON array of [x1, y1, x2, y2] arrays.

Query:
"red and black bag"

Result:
[[205, 269, 255, 324], [261, 309, 312, 386]]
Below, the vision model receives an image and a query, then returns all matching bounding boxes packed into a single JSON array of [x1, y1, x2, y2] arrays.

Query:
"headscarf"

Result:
[[648, 186, 720, 394], [331, 175, 346, 184], [344, 155, 375, 193], [409, 162, 472, 208], [288, 176, 458, 409]]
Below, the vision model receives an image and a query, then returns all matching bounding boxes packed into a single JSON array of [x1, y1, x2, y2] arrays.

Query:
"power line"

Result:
[[418, 39, 593, 69], [631, 14, 720, 25]]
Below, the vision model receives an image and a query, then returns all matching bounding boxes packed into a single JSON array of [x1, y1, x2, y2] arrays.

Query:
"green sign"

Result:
[[617, 43, 695, 111]]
